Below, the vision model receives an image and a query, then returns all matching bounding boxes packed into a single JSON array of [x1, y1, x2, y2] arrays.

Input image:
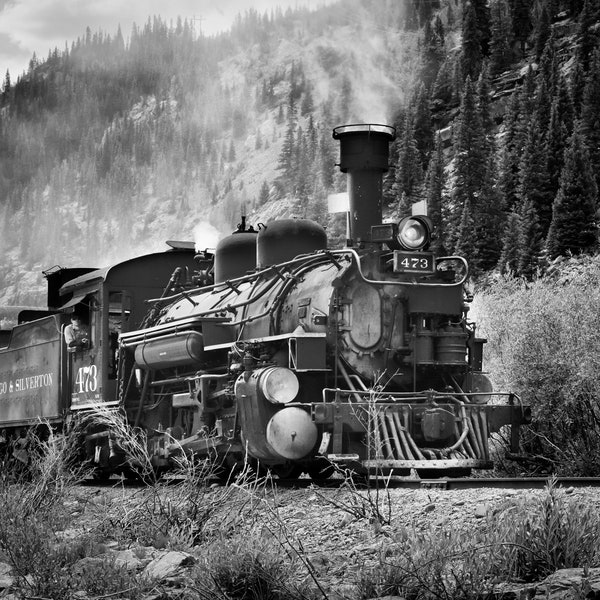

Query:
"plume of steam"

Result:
[[194, 221, 223, 252]]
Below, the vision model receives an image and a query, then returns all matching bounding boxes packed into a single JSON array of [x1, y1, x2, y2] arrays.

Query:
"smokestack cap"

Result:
[[333, 124, 395, 173]]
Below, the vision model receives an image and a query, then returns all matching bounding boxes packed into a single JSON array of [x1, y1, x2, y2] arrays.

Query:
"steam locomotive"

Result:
[[0, 124, 530, 479]]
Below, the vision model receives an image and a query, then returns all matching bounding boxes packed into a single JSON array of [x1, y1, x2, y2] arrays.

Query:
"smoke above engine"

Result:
[[193, 221, 223, 252]]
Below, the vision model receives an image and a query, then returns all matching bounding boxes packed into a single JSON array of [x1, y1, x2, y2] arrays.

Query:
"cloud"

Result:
[[0, 0, 334, 77]]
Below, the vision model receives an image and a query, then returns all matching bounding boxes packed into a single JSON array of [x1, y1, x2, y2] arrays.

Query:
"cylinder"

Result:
[[435, 326, 468, 365], [214, 232, 258, 283], [134, 332, 204, 370], [257, 219, 327, 268]]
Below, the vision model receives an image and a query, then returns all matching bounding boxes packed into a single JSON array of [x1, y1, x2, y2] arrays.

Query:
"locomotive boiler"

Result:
[[114, 123, 530, 479]]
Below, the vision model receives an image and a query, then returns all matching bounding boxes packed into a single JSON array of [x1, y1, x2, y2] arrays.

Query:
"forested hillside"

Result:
[[1, 0, 599, 316]]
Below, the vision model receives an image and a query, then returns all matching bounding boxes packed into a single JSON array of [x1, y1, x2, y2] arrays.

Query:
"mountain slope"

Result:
[[0, 1, 419, 310]]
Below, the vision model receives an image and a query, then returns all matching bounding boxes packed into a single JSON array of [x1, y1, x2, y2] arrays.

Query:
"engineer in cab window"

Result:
[[64, 314, 90, 353]]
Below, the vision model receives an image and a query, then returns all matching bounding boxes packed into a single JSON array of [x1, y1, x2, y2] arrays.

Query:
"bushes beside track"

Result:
[[474, 255, 600, 476]]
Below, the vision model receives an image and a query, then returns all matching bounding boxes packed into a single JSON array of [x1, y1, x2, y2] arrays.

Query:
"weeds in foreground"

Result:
[[491, 477, 600, 582], [358, 526, 499, 600], [1, 416, 599, 600], [0, 428, 151, 599], [190, 532, 319, 600], [314, 465, 393, 527], [95, 459, 266, 549], [358, 478, 600, 599]]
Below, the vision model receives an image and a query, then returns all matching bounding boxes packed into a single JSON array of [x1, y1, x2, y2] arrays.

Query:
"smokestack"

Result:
[[332, 124, 395, 244]]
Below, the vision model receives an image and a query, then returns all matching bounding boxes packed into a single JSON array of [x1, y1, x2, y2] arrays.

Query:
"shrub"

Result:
[[358, 479, 600, 598], [192, 532, 318, 600], [357, 526, 498, 599], [0, 477, 149, 599], [490, 478, 600, 582], [474, 259, 600, 475]]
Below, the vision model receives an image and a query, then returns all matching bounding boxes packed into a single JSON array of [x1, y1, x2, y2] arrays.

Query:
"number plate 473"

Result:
[[393, 251, 435, 274], [74, 365, 98, 393]]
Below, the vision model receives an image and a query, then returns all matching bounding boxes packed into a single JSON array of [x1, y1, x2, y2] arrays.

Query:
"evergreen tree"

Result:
[[546, 124, 599, 258], [461, 1, 484, 81], [497, 210, 523, 274], [424, 134, 446, 252], [276, 92, 297, 194], [519, 65, 537, 120], [431, 57, 454, 107], [2, 70, 10, 97], [454, 197, 476, 259], [554, 74, 575, 135], [581, 48, 600, 195], [393, 112, 424, 201], [518, 117, 553, 237], [517, 197, 544, 279], [469, 155, 504, 272], [498, 91, 523, 213], [412, 83, 434, 166], [434, 15, 445, 45], [539, 32, 558, 96], [534, 75, 552, 135], [489, 0, 513, 77], [300, 85, 314, 116], [570, 58, 587, 115], [295, 125, 311, 203], [511, 0, 532, 56], [472, 0, 492, 56], [421, 20, 446, 89], [534, 4, 551, 61], [476, 62, 493, 134], [451, 57, 464, 104], [318, 128, 336, 192], [450, 76, 488, 254], [575, 0, 600, 73]]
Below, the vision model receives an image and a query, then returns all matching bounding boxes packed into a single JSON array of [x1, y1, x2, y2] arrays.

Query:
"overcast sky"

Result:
[[0, 0, 330, 80]]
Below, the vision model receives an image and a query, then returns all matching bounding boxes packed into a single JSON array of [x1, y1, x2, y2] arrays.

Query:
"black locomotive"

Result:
[[0, 124, 530, 479]]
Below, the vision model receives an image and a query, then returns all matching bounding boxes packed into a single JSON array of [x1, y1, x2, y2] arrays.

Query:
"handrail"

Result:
[[329, 248, 470, 287]]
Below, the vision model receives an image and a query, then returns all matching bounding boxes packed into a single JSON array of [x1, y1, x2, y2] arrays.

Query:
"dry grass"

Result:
[[1, 416, 600, 599]]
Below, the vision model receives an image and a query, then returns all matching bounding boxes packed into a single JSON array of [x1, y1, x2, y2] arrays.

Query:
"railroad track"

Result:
[[83, 475, 600, 490], [394, 476, 600, 490]]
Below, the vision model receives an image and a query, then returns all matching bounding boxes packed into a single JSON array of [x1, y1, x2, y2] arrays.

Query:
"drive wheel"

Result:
[[307, 458, 335, 483], [270, 463, 303, 480]]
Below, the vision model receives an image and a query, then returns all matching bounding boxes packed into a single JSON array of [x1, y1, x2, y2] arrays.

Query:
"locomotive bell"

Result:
[[333, 124, 395, 243]]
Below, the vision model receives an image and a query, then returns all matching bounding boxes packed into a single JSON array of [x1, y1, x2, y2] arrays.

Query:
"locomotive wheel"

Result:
[[92, 468, 111, 481], [307, 458, 335, 482], [270, 463, 303, 479]]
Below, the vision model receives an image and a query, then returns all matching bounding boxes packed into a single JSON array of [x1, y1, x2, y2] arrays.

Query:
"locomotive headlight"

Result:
[[397, 216, 431, 251], [259, 367, 299, 404]]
